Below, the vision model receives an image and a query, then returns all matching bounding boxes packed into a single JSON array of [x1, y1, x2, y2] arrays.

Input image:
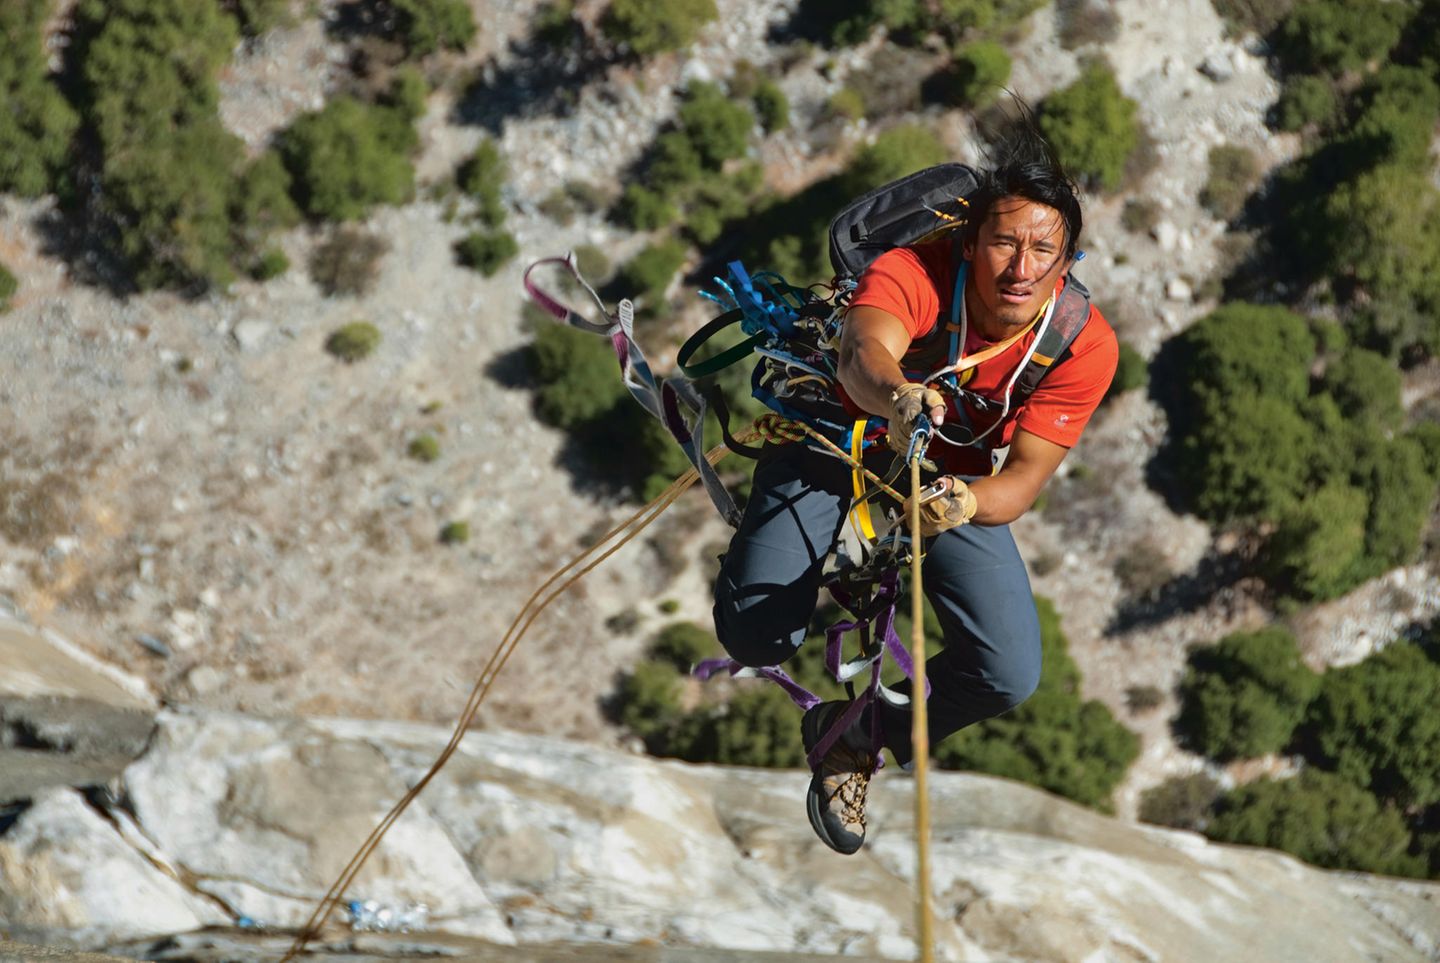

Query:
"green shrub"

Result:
[[454, 229, 519, 276], [826, 87, 866, 122], [1176, 627, 1320, 760], [1206, 770, 1424, 877], [0, 262, 17, 312], [1039, 60, 1140, 192], [1320, 347, 1403, 430], [250, 247, 290, 281], [1304, 642, 1440, 809], [408, 434, 441, 462], [1272, 0, 1406, 78], [1119, 197, 1161, 234], [1265, 482, 1370, 600], [1406, 421, 1440, 480], [309, 227, 390, 296], [614, 660, 684, 747], [1125, 684, 1165, 714], [648, 622, 718, 671], [0, 0, 80, 198], [1273, 74, 1339, 132], [1209, 0, 1294, 37], [325, 321, 382, 362], [948, 41, 1011, 107], [677, 82, 753, 168], [390, 0, 476, 56], [528, 323, 626, 429], [1199, 144, 1260, 221], [439, 520, 470, 545], [233, 151, 302, 245], [613, 239, 688, 310], [753, 79, 790, 132], [670, 686, 807, 768], [1107, 341, 1147, 398], [601, 0, 718, 57], [614, 185, 679, 230], [1138, 772, 1222, 831], [226, 0, 293, 36], [458, 139, 507, 227], [280, 95, 418, 221], [935, 597, 1139, 810]]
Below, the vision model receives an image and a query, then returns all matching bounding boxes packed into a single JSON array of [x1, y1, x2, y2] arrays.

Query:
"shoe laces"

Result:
[[821, 742, 874, 830]]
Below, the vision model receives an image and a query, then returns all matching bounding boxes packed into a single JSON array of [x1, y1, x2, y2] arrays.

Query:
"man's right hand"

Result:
[[886, 382, 946, 457]]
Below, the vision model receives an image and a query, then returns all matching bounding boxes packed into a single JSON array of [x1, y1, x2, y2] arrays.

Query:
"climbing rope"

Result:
[[280, 438, 746, 961], [908, 451, 935, 963], [281, 416, 936, 960]]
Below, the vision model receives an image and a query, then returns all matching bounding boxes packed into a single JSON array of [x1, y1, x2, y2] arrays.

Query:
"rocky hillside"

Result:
[[3, 615, 1439, 962]]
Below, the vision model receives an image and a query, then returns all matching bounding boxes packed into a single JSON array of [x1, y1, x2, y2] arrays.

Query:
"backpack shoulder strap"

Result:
[[1016, 274, 1092, 399]]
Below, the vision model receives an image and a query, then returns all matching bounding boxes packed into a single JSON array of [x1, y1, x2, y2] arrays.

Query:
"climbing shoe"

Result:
[[801, 700, 877, 855]]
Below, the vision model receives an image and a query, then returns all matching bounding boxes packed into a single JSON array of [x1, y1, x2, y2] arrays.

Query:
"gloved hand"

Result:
[[886, 382, 945, 459], [903, 476, 978, 537]]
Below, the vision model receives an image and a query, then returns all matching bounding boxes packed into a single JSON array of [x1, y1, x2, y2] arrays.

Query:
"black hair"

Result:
[[965, 100, 1084, 260]]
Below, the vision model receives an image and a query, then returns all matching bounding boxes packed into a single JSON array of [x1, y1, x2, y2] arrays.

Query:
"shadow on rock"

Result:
[[1108, 543, 1262, 634], [452, 32, 614, 136]]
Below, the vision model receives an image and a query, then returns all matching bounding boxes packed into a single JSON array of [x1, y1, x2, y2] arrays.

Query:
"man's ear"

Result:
[[961, 234, 975, 261]]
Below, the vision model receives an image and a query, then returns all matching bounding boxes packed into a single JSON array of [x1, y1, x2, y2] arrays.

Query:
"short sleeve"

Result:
[[848, 246, 945, 340]]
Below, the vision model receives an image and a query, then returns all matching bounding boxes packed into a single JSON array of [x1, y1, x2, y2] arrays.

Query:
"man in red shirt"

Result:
[[712, 150, 1117, 854]]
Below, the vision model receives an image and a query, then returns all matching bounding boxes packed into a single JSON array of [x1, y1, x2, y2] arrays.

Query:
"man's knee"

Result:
[[989, 654, 1041, 714], [712, 575, 807, 668]]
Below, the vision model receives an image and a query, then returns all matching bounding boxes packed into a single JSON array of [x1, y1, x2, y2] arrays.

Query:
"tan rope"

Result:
[[280, 440, 743, 960], [909, 453, 934, 963]]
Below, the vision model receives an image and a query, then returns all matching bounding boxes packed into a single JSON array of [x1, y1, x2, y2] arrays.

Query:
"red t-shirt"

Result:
[[848, 240, 1118, 475]]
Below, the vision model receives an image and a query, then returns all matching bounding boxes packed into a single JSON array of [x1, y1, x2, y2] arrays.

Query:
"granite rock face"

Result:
[[6, 703, 1440, 961]]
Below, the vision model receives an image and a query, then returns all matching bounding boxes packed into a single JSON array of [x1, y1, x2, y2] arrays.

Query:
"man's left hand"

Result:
[[903, 476, 978, 536]]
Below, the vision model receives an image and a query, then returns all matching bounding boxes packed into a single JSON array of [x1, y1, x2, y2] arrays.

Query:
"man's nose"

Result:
[[1007, 247, 1037, 279]]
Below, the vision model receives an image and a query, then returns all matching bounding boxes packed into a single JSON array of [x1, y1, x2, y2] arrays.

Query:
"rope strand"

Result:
[[280, 440, 743, 961], [909, 452, 935, 963]]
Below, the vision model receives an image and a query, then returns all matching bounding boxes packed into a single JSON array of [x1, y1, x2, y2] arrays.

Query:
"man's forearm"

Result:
[[837, 334, 909, 416]]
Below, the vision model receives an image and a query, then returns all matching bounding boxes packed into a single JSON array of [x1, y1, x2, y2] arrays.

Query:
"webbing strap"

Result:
[[524, 255, 743, 527], [677, 309, 764, 378], [848, 419, 876, 541]]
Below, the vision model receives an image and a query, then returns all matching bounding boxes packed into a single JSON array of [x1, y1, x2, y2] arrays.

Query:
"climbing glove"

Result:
[[885, 382, 945, 459], [903, 476, 978, 537]]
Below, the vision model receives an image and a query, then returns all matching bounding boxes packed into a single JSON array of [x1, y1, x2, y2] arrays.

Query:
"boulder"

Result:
[[0, 788, 222, 946]]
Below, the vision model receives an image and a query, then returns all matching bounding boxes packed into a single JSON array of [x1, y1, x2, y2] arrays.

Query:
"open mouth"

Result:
[[998, 285, 1032, 304]]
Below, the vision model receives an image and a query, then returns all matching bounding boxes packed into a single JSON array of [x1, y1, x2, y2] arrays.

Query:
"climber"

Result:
[[711, 126, 1119, 855]]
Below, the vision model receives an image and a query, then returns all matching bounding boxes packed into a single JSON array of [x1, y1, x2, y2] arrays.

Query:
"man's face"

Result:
[[961, 196, 1073, 336]]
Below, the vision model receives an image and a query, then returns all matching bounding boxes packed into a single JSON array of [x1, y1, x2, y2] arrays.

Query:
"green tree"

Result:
[[1319, 347, 1402, 430], [1272, 0, 1406, 77], [460, 138, 512, 225], [1138, 772, 1223, 831], [753, 79, 790, 132], [677, 82, 753, 168], [1038, 60, 1139, 191], [325, 321, 382, 362], [935, 597, 1138, 810], [613, 239, 688, 310], [454, 229, 518, 276], [948, 41, 1012, 107], [1304, 642, 1440, 809], [1265, 482, 1370, 601], [1176, 627, 1320, 760], [225, 0, 293, 36], [1206, 770, 1423, 877], [601, 0, 717, 57], [614, 660, 684, 748], [1272, 74, 1339, 132], [390, 0, 476, 56], [280, 95, 419, 220], [0, 0, 79, 198], [649, 622, 719, 671], [528, 323, 626, 429], [1355, 435, 1436, 577]]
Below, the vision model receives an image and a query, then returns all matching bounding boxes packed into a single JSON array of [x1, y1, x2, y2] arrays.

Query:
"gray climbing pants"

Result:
[[712, 442, 1043, 765]]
